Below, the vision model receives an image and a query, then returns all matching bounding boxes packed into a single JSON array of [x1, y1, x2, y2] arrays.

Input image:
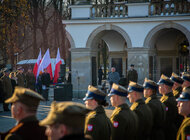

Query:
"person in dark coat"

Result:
[[128, 81, 153, 140], [127, 64, 138, 85], [37, 71, 43, 95], [16, 67, 26, 87], [176, 88, 190, 140], [25, 67, 36, 90], [143, 78, 166, 140], [9, 72, 17, 93], [41, 68, 51, 87], [108, 83, 138, 140], [158, 74, 178, 140], [40, 101, 92, 140], [84, 85, 112, 140], [0, 86, 47, 140], [98, 67, 103, 85]]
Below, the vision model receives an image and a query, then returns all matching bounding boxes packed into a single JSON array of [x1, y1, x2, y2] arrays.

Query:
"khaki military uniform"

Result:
[[25, 72, 36, 90], [160, 92, 178, 140], [130, 99, 153, 140], [173, 86, 183, 99], [85, 106, 112, 140], [1, 116, 47, 140], [110, 103, 138, 140], [17, 73, 25, 87], [145, 94, 166, 140], [177, 115, 190, 140]]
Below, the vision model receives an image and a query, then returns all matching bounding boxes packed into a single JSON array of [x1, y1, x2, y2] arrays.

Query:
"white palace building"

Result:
[[63, 0, 190, 96]]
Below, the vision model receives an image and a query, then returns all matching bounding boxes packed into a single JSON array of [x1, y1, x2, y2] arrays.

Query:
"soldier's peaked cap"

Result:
[[170, 72, 184, 84], [143, 78, 158, 90], [177, 88, 190, 102], [108, 83, 128, 97], [182, 72, 190, 82], [40, 101, 91, 127], [83, 85, 106, 101], [128, 81, 144, 93], [157, 74, 174, 87]]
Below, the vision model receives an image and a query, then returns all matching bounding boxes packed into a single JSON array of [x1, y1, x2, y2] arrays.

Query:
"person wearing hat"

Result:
[[127, 64, 138, 85], [84, 85, 112, 140], [16, 67, 26, 87], [1, 68, 12, 111], [158, 74, 178, 140], [127, 81, 153, 140], [109, 83, 138, 140], [0, 86, 47, 140], [176, 88, 190, 140], [181, 72, 190, 89], [40, 101, 91, 140], [143, 78, 166, 140], [170, 72, 184, 99]]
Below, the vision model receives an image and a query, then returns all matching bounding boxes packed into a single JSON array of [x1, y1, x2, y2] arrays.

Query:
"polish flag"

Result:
[[33, 49, 42, 78], [53, 48, 62, 83], [37, 48, 53, 80]]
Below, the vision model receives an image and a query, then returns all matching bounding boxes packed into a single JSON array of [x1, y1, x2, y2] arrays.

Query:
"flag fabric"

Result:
[[36, 48, 53, 80], [33, 48, 42, 78], [53, 48, 62, 83]]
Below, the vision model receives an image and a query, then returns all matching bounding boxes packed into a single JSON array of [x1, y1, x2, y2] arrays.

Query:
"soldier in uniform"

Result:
[[0, 86, 47, 140], [127, 81, 153, 140], [176, 88, 190, 140], [40, 101, 92, 140], [16, 67, 26, 87], [25, 67, 36, 90], [143, 78, 166, 140], [158, 74, 178, 140], [1, 68, 12, 111], [84, 85, 112, 140], [181, 72, 190, 89], [108, 83, 138, 140], [170, 72, 184, 99], [127, 64, 138, 85]]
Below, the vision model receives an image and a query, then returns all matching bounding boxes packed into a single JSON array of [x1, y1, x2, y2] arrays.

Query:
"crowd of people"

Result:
[[0, 63, 190, 140]]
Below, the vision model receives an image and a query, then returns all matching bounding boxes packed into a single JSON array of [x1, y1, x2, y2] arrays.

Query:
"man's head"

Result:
[[108, 83, 128, 107], [170, 72, 184, 90], [40, 101, 90, 140], [5, 87, 44, 121], [111, 67, 116, 73], [44, 68, 47, 73], [130, 64, 134, 70], [83, 85, 107, 110], [157, 74, 174, 95], [127, 81, 144, 103], [28, 67, 32, 73], [177, 88, 190, 117], [143, 78, 158, 98], [17, 67, 24, 73], [181, 72, 190, 88]]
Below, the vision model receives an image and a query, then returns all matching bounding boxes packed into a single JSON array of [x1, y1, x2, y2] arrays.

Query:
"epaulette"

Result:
[[160, 95, 168, 103], [111, 107, 122, 117], [145, 97, 152, 104], [86, 111, 96, 120], [130, 102, 139, 111], [0, 74, 5, 80], [173, 90, 179, 97], [9, 123, 23, 133]]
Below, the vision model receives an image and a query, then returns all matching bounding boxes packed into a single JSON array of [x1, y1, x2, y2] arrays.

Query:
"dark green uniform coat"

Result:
[[127, 69, 138, 84], [145, 94, 166, 140], [173, 86, 183, 99], [160, 92, 178, 140], [17, 73, 25, 87], [1, 116, 47, 140], [177, 115, 190, 140], [85, 106, 112, 140], [130, 99, 153, 140], [25, 72, 36, 90], [110, 103, 138, 140]]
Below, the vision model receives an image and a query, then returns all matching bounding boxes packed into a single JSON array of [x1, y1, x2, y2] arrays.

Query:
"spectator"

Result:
[[98, 66, 103, 85], [25, 67, 36, 90], [127, 64, 138, 85], [108, 67, 120, 89]]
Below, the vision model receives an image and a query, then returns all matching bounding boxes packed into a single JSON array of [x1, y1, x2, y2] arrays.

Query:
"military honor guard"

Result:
[[40, 101, 91, 140], [16, 67, 26, 87], [176, 88, 190, 140], [143, 78, 166, 140], [25, 67, 36, 90], [158, 74, 178, 140], [170, 72, 184, 98], [181, 72, 190, 89], [0, 87, 47, 140], [84, 85, 112, 140], [128, 81, 153, 140], [108, 83, 138, 140]]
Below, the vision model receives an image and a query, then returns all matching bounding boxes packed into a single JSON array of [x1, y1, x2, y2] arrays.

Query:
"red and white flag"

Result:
[[53, 48, 62, 83], [37, 48, 53, 80], [33, 48, 42, 78]]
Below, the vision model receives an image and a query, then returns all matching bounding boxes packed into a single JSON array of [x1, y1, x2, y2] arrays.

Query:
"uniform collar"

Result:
[[117, 103, 129, 110], [95, 106, 105, 113], [19, 115, 37, 124]]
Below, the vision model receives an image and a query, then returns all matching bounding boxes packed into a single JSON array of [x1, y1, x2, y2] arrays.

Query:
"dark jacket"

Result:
[[145, 94, 166, 140], [17, 73, 25, 87], [25, 72, 36, 90], [59, 134, 92, 140], [1, 116, 47, 140], [85, 106, 112, 140], [110, 103, 138, 140], [127, 69, 138, 84], [41, 73, 51, 87], [1, 75, 12, 100], [130, 99, 153, 140]]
